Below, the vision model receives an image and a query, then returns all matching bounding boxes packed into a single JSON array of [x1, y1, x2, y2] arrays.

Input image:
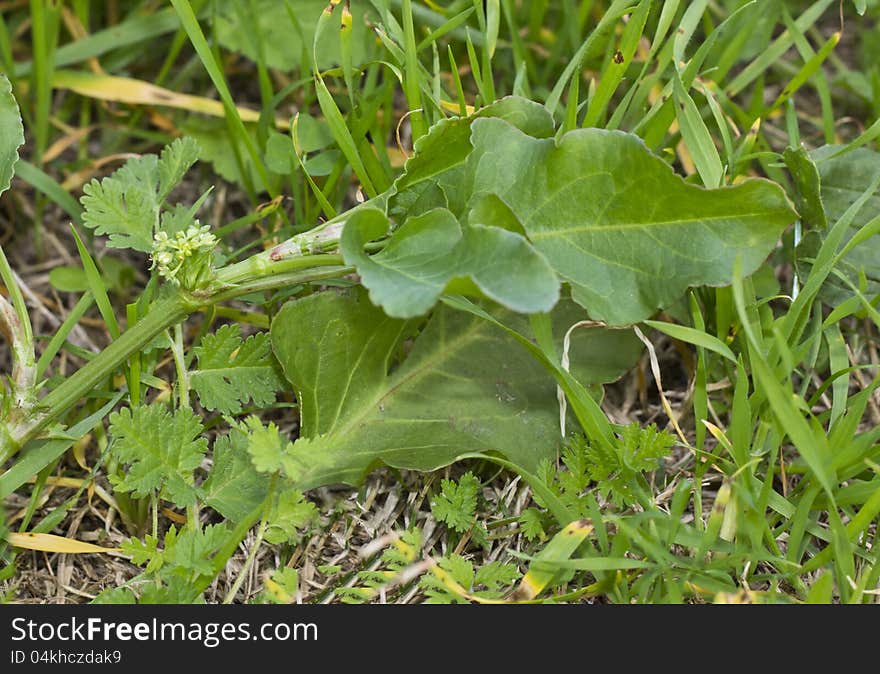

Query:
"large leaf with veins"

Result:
[[270, 288, 639, 489], [458, 118, 796, 325], [341, 206, 559, 318]]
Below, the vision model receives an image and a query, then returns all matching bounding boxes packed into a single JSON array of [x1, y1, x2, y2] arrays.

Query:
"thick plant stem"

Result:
[[216, 226, 348, 285], [1, 258, 352, 462], [0, 245, 36, 420], [1, 293, 190, 462]]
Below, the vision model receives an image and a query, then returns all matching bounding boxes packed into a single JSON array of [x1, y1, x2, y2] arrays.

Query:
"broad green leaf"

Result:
[[341, 206, 559, 318], [302, 150, 341, 177], [445, 295, 626, 454], [271, 289, 638, 490], [274, 289, 417, 441], [265, 131, 295, 174], [292, 113, 335, 153], [547, 305, 644, 385], [108, 405, 208, 507], [0, 73, 24, 197], [799, 145, 880, 305], [390, 96, 554, 218], [190, 324, 285, 415], [466, 193, 526, 234], [462, 117, 796, 325]]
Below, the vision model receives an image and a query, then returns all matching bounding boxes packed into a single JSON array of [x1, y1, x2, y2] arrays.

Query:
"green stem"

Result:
[[172, 323, 190, 410], [0, 246, 34, 354], [152, 493, 159, 540], [213, 265, 351, 303], [223, 509, 269, 604], [0, 245, 36, 415], [2, 256, 352, 461], [220, 472, 276, 603], [30, 294, 190, 442], [187, 504, 199, 530]]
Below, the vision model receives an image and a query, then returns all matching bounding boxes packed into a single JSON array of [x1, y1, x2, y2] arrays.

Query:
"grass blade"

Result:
[[512, 519, 593, 601], [582, 0, 651, 129], [69, 225, 119, 340], [764, 31, 840, 114], [35, 291, 94, 379], [673, 71, 723, 187], [314, 76, 378, 199], [544, 0, 633, 116], [644, 319, 736, 363], [52, 70, 286, 129], [14, 160, 83, 224], [0, 394, 122, 500], [400, 0, 427, 141], [170, 0, 272, 193], [733, 259, 835, 496]]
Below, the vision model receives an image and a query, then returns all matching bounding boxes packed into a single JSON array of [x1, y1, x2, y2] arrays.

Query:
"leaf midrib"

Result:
[[528, 208, 789, 238], [322, 315, 411, 434], [307, 313, 495, 445]]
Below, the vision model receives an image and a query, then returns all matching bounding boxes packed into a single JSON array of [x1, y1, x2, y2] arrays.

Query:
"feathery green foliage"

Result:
[[108, 405, 207, 507], [191, 325, 285, 415], [81, 137, 200, 252]]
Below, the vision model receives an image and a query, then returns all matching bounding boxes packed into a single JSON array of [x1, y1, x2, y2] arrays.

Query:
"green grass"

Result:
[[1, 0, 880, 604]]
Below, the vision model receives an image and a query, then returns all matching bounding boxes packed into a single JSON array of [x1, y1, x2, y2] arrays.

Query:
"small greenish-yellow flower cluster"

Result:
[[150, 224, 218, 289]]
